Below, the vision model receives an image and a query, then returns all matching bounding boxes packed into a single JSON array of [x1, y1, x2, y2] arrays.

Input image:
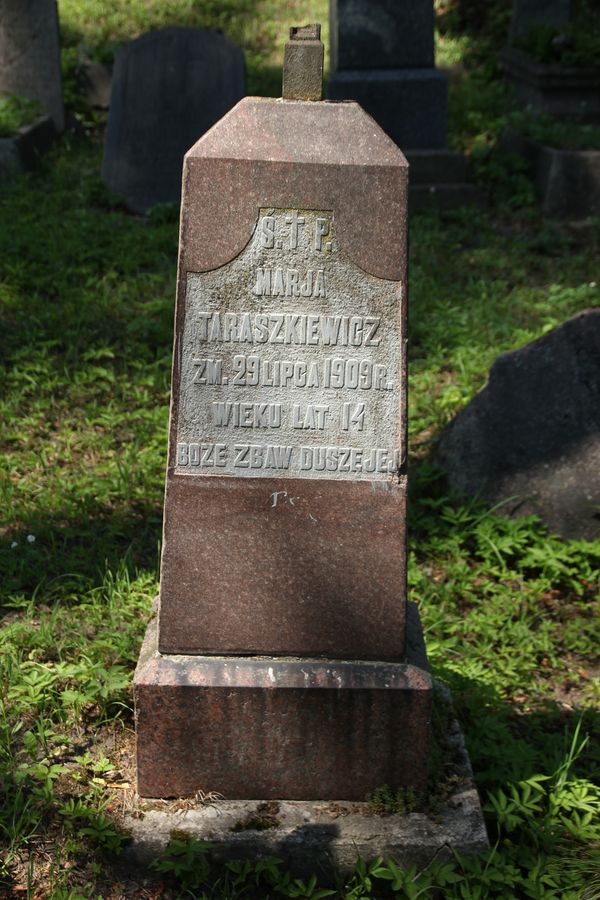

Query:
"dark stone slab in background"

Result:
[[501, 47, 600, 122], [0, 115, 56, 181], [135, 603, 432, 800], [0, 0, 65, 132], [327, 68, 448, 149], [330, 0, 434, 70], [501, 128, 600, 218], [508, 0, 571, 43], [101, 28, 245, 214], [436, 310, 600, 540]]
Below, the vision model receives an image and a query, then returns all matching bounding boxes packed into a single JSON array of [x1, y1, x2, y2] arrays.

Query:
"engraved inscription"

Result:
[[175, 209, 404, 480]]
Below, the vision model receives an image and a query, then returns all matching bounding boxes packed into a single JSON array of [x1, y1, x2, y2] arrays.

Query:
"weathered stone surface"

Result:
[[405, 148, 484, 213], [80, 55, 112, 109], [158, 477, 407, 658], [135, 89, 437, 804], [405, 149, 467, 185], [176, 209, 403, 483], [135, 604, 432, 800], [282, 25, 324, 101], [0, 0, 64, 132], [508, 0, 571, 43], [501, 47, 600, 122], [330, 0, 435, 70], [436, 310, 600, 540], [176, 98, 408, 280], [159, 97, 409, 659], [501, 128, 600, 219], [129, 677, 487, 869], [0, 115, 56, 181], [326, 69, 448, 149], [101, 28, 245, 214]]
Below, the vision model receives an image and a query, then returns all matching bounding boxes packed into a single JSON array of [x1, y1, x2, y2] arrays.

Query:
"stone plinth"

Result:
[[501, 48, 600, 122], [327, 0, 448, 151], [127, 683, 487, 871], [135, 604, 432, 800], [0, 115, 55, 181], [0, 0, 64, 132], [501, 128, 600, 218]]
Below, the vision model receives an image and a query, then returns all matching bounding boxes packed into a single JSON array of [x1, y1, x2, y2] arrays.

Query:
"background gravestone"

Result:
[[326, 0, 478, 211], [0, 0, 64, 133], [330, 0, 435, 70], [508, 0, 571, 42], [436, 310, 600, 541], [102, 28, 245, 215], [328, 0, 445, 149]]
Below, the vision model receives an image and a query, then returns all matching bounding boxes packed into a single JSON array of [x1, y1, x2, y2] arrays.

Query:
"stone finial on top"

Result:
[[282, 23, 324, 101]]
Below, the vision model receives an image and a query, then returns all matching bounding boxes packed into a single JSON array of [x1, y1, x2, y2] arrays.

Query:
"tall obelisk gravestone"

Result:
[[134, 25, 432, 800]]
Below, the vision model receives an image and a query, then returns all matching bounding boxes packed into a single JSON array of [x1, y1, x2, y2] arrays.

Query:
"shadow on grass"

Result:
[[0, 502, 162, 609], [438, 667, 600, 786]]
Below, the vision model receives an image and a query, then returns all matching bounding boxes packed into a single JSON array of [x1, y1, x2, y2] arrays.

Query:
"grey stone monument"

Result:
[[326, 0, 477, 211], [436, 310, 600, 541], [101, 28, 245, 215], [0, 0, 64, 133]]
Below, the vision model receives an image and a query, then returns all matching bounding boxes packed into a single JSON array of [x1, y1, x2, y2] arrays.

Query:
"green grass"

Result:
[[58, 0, 330, 97], [508, 111, 600, 152], [0, 93, 41, 138], [1, 0, 600, 896]]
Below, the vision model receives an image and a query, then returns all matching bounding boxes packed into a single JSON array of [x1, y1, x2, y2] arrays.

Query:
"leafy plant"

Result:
[[0, 92, 40, 137]]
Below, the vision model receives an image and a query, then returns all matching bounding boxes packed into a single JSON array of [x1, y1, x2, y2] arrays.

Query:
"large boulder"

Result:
[[436, 310, 600, 540]]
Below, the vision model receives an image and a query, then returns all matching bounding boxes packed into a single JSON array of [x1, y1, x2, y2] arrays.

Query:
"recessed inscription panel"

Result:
[[175, 209, 404, 480]]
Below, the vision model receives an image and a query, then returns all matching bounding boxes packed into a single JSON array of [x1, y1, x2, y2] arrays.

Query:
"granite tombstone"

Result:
[[102, 28, 245, 214], [326, 0, 478, 211], [327, 0, 446, 150], [0, 0, 64, 133], [134, 25, 432, 800]]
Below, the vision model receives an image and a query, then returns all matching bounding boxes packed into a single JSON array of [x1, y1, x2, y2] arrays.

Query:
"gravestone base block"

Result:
[[0, 116, 56, 182], [500, 128, 600, 219], [134, 603, 432, 800], [326, 69, 447, 149], [404, 149, 484, 213], [501, 48, 600, 121], [125, 681, 488, 874]]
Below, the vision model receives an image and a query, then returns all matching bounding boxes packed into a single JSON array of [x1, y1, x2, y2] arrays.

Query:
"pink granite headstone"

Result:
[[134, 25, 432, 800]]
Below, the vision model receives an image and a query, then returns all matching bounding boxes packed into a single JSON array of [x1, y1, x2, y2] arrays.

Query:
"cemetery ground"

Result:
[[1, 0, 600, 897]]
